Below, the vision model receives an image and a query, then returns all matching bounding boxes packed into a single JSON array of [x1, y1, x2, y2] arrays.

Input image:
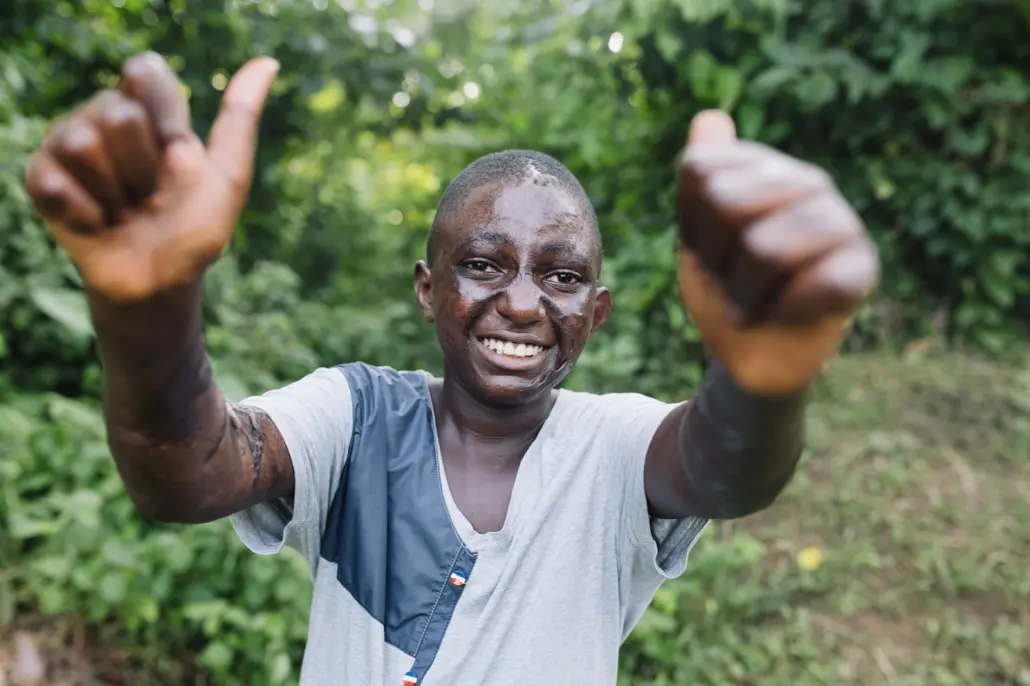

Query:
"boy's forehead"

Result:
[[446, 179, 596, 247]]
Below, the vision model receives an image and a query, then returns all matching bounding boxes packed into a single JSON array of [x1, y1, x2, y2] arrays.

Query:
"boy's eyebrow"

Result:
[[539, 239, 590, 260], [452, 230, 599, 270], [455, 230, 515, 253]]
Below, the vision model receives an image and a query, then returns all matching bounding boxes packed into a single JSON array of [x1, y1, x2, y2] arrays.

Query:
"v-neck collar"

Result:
[[416, 372, 564, 552]]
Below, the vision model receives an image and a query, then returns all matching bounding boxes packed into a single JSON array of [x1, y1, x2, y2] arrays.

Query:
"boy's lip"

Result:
[[473, 330, 554, 347], [471, 335, 555, 373]]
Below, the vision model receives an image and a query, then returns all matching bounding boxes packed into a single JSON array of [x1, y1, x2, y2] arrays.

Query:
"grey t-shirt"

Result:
[[231, 363, 708, 685]]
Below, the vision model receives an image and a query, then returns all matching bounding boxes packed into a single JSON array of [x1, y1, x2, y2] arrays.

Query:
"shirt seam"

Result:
[[411, 545, 463, 659]]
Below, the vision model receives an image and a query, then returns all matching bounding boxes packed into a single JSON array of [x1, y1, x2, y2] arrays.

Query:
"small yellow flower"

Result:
[[797, 546, 823, 571]]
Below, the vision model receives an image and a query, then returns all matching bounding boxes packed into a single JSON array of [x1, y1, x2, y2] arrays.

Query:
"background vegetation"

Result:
[[0, 0, 1027, 683]]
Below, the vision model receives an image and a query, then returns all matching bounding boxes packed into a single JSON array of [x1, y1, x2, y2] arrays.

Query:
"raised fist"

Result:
[[676, 110, 880, 395], [25, 52, 279, 302]]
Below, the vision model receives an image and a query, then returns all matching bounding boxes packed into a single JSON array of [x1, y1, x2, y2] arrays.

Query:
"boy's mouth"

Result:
[[472, 335, 556, 374], [477, 337, 548, 359]]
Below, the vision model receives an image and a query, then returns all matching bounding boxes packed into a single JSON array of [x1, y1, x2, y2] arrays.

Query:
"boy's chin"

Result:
[[470, 374, 559, 408]]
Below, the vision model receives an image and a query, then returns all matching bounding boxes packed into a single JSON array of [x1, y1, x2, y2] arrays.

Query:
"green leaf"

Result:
[[199, 641, 235, 673], [30, 287, 94, 337], [792, 71, 837, 109], [0, 579, 14, 626], [210, 360, 252, 403], [749, 66, 796, 98], [654, 29, 681, 63], [98, 571, 128, 604], [736, 101, 765, 139], [715, 66, 744, 111], [270, 652, 292, 684], [685, 49, 717, 97], [102, 539, 138, 568], [8, 512, 58, 539], [890, 30, 930, 82]]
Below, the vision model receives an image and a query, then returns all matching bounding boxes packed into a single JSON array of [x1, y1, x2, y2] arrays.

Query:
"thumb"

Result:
[[205, 57, 280, 189], [687, 109, 737, 148]]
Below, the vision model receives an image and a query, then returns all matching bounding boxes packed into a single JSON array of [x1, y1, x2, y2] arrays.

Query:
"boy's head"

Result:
[[415, 150, 611, 407]]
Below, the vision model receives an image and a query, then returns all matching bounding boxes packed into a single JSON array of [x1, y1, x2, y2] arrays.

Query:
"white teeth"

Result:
[[480, 338, 545, 358]]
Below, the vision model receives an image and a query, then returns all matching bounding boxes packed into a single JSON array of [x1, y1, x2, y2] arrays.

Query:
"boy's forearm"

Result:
[[88, 280, 233, 519], [677, 359, 808, 519]]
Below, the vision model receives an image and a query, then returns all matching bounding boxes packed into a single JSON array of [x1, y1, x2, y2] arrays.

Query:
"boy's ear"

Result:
[[414, 260, 434, 322], [591, 286, 612, 333]]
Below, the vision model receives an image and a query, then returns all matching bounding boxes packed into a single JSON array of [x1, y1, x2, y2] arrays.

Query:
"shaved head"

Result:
[[426, 150, 600, 267]]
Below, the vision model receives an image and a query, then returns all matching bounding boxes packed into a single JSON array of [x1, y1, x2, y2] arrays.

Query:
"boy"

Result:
[[25, 54, 878, 684]]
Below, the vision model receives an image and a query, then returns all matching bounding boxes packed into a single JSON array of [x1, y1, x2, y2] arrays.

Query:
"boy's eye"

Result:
[[462, 259, 499, 273], [546, 271, 582, 286]]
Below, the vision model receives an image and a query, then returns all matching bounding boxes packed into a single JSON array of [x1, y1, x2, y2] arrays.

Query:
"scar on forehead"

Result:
[[525, 162, 559, 186]]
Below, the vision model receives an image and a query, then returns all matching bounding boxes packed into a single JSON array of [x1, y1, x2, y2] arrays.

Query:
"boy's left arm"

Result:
[[644, 110, 880, 521]]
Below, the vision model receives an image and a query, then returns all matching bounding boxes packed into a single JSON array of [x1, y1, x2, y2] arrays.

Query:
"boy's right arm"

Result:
[[24, 52, 295, 523], [89, 281, 295, 524]]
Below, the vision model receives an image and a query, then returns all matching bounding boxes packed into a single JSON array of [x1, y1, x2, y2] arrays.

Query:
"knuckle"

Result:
[[104, 99, 147, 130], [741, 226, 783, 265], [121, 51, 162, 81], [24, 152, 45, 186], [221, 164, 251, 191], [24, 155, 60, 200], [821, 195, 865, 238], [854, 239, 882, 278], [87, 89, 121, 112], [42, 118, 72, 150], [58, 123, 103, 161], [803, 191, 853, 226], [801, 163, 835, 189]]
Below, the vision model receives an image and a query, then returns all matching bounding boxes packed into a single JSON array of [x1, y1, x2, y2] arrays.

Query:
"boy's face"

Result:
[[415, 178, 611, 407]]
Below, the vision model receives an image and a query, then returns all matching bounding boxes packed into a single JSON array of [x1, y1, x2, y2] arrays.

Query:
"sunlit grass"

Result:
[[621, 352, 1030, 686]]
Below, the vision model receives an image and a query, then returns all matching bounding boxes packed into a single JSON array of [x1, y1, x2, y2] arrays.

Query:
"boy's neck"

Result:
[[431, 375, 556, 447]]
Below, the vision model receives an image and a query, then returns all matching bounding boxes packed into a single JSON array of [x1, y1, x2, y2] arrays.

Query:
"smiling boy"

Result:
[[25, 55, 878, 685]]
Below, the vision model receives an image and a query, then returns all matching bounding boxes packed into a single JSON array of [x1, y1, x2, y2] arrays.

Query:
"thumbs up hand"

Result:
[[25, 52, 279, 302], [676, 110, 880, 395]]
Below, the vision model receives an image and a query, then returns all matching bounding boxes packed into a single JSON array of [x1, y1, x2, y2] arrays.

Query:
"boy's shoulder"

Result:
[[333, 361, 426, 384], [542, 387, 678, 453], [556, 385, 672, 414]]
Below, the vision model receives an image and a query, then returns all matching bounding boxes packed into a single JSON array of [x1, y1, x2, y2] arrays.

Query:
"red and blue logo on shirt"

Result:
[[449, 570, 467, 587], [403, 671, 417, 685]]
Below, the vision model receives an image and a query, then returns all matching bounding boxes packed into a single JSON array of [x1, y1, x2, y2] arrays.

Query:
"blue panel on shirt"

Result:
[[321, 363, 476, 681]]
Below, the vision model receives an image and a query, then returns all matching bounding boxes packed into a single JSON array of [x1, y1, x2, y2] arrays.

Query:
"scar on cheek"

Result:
[[541, 295, 565, 317]]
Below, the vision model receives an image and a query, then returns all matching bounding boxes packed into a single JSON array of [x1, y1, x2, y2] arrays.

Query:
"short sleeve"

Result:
[[596, 393, 709, 581], [228, 367, 353, 574]]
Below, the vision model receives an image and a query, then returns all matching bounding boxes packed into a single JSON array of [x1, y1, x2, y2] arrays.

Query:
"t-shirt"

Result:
[[230, 362, 709, 686]]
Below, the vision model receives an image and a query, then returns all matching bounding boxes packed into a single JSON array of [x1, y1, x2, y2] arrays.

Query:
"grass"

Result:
[[3, 351, 1029, 684], [621, 351, 1030, 685]]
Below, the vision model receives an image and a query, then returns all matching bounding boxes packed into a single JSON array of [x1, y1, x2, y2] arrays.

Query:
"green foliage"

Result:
[[0, 392, 313, 682], [2, 0, 1029, 683]]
